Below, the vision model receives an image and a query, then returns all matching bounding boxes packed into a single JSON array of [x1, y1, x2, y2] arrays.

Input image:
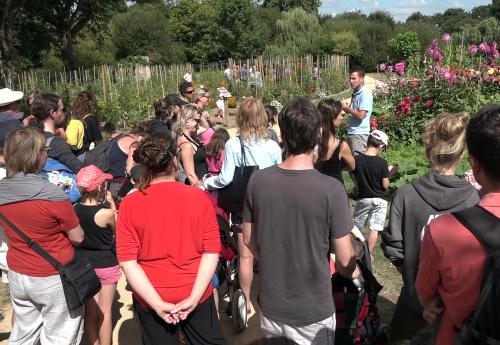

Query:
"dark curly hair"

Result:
[[71, 91, 94, 120], [132, 135, 177, 191]]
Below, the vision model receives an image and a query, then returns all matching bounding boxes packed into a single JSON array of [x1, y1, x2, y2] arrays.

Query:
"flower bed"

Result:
[[373, 34, 499, 144]]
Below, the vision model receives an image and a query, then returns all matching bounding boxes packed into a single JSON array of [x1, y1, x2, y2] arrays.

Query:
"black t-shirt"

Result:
[[243, 166, 353, 326], [44, 132, 83, 173], [354, 154, 389, 200]]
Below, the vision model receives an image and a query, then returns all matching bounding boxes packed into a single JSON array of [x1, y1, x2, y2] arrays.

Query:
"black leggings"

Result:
[[135, 296, 226, 345]]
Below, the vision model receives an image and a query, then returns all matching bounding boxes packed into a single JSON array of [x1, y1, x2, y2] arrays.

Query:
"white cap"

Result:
[[0, 88, 24, 107], [370, 129, 389, 147]]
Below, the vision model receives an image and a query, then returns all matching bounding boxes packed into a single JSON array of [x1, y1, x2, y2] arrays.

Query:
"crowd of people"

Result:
[[0, 64, 497, 345]]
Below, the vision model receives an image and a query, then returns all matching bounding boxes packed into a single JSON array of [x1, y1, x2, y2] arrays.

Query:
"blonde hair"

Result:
[[5, 127, 46, 177], [236, 98, 269, 142], [423, 112, 469, 173], [191, 88, 209, 105], [173, 105, 201, 138]]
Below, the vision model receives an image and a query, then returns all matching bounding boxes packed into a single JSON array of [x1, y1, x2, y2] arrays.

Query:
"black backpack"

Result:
[[452, 205, 500, 345], [84, 134, 126, 173]]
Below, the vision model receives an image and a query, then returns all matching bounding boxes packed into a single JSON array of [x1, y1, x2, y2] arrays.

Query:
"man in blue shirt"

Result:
[[342, 67, 373, 155]]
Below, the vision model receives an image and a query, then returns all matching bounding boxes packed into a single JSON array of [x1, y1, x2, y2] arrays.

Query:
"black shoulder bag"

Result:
[[0, 212, 101, 310], [217, 136, 258, 212]]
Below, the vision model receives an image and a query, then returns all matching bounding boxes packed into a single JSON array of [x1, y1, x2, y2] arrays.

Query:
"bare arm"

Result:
[[67, 225, 84, 246], [342, 102, 368, 121], [382, 177, 390, 190], [332, 233, 360, 279], [340, 141, 355, 171], [179, 142, 200, 185], [120, 260, 178, 322]]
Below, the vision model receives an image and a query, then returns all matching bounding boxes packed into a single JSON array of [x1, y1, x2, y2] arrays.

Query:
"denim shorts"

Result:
[[353, 197, 388, 231]]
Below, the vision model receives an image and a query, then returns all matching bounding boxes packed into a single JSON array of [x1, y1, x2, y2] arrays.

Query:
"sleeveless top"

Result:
[[182, 134, 208, 184], [109, 138, 128, 178], [74, 204, 118, 268], [318, 140, 344, 185]]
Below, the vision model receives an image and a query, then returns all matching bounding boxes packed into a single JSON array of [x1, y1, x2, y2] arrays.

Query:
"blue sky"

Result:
[[319, 0, 492, 22]]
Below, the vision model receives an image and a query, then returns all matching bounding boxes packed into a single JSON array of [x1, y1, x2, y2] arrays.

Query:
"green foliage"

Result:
[[354, 20, 393, 69], [169, 0, 221, 62], [215, 0, 263, 59], [462, 17, 500, 44], [388, 31, 421, 62], [265, 7, 322, 56], [74, 34, 116, 68], [111, 4, 184, 65], [262, 0, 321, 13], [320, 31, 361, 57], [396, 21, 439, 53]]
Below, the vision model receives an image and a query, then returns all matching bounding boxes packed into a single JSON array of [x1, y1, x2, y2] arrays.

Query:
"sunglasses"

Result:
[[185, 90, 194, 94]]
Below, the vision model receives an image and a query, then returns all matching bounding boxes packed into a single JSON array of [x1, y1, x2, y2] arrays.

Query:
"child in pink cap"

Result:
[[75, 165, 119, 345]]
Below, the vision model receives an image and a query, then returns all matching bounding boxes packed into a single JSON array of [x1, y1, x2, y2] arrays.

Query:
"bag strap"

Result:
[[452, 205, 500, 329], [0, 212, 63, 270], [46, 135, 55, 149], [238, 136, 248, 166]]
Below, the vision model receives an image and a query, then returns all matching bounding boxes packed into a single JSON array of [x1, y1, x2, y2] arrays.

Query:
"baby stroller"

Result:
[[331, 230, 389, 345], [206, 192, 249, 333]]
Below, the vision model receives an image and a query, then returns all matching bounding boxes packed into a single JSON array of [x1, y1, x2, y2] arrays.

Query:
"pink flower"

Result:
[[395, 62, 405, 75], [468, 45, 478, 55], [412, 95, 422, 102], [370, 119, 378, 130], [378, 63, 387, 71], [424, 100, 433, 109], [442, 33, 452, 43], [491, 41, 499, 59], [479, 42, 490, 54], [386, 65, 394, 73], [403, 106, 411, 115]]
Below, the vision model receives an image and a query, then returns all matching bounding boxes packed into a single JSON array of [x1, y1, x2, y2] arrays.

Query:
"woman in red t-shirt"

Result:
[[116, 135, 226, 345], [0, 127, 85, 345]]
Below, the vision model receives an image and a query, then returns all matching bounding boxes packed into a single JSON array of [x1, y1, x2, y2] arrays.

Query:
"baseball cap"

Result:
[[76, 165, 113, 192], [370, 130, 389, 148]]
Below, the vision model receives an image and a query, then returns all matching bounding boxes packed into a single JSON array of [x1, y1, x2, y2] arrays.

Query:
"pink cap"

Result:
[[76, 165, 113, 192]]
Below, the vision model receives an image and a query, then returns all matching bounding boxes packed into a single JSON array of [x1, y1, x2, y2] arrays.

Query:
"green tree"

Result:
[[388, 31, 421, 62], [265, 7, 322, 56], [494, 0, 500, 20], [406, 11, 430, 23], [433, 7, 475, 32], [320, 31, 361, 57], [74, 33, 116, 68], [368, 10, 396, 29], [24, 0, 126, 70], [261, 0, 321, 14], [216, 0, 263, 59], [396, 21, 439, 53], [169, 0, 221, 62], [471, 5, 492, 20], [111, 4, 184, 64], [462, 17, 500, 43]]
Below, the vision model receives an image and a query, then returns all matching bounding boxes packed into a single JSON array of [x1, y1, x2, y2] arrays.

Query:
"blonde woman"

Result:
[[382, 112, 480, 343], [203, 98, 282, 311], [175, 105, 209, 185]]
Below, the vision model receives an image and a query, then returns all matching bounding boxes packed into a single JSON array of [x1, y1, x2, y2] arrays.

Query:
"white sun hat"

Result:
[[0, 88, 24, 107]]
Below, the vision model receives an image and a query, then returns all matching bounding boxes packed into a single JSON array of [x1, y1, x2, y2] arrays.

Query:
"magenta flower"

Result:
[[395, 62, 405, 75], [468, 45, 478, 55], [378, 63, 387, 71], [427, 40, 444, 62], [479, 42, 490, 54], [386, 65, 394, 73], [491, 41, 499, 59], [442, 33, 451, 43]]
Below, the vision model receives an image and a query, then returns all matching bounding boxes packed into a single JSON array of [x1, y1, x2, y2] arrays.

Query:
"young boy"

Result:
[[352, 130, 390, 260]]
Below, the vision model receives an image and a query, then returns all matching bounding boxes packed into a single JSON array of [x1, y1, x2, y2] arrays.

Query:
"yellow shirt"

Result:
[[66, 119, 84, 150]]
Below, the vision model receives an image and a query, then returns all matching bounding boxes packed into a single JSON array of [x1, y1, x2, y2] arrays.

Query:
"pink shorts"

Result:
[[95, 265, 121, 285]]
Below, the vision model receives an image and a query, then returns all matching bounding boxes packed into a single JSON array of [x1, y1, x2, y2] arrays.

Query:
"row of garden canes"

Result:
[[0, 66, 499, 345]]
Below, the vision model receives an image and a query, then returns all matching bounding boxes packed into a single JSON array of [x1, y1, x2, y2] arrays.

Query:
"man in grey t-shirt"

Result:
[[243, 97, 360, 344]]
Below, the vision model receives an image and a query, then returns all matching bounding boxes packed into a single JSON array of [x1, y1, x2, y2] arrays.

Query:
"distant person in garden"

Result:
[[224, 65, 232, 81], [73, 91, 102, 153], [352, 130, 390, 260], [240, 64, 248, 83], [179, 81, 194, 104], [342, 67, 373, 155], [32, 92, 84, 173], [117, 135, 226, 345], [75, 165, 118, 345], [242, 97, 359, 344], [382, 112, 479, 344], [416, 104, 500, 345], [315, 99, 355, 186], [0, 88, 23, 144], [203, 98, 281, 312], [0, 127, 85, 345]]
